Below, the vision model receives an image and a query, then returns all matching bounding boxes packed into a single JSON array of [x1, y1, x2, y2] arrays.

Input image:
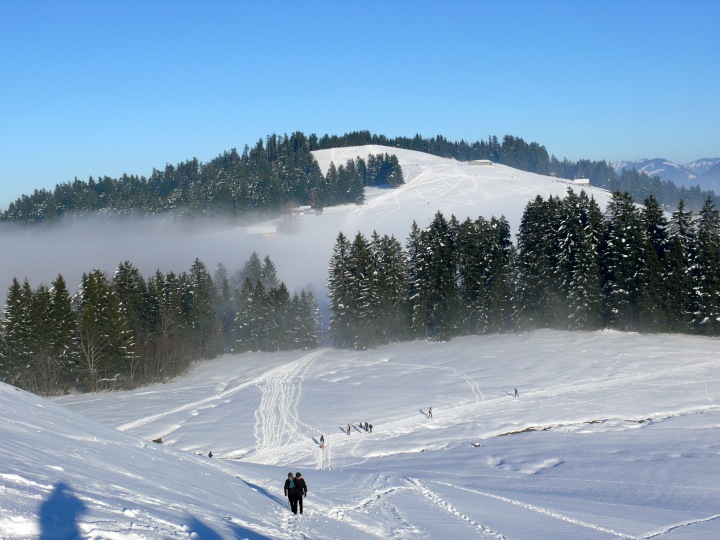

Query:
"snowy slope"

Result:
[[2, 330, 720, 538]]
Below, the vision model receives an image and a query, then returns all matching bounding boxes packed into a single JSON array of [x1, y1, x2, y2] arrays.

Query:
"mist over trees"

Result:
[[328, 190, 720, 350], [4, 131, 714, 225], [0, 254, 321, 395]]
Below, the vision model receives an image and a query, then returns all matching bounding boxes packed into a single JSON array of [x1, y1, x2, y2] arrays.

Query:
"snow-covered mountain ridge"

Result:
[[612, 157, 720, 192]]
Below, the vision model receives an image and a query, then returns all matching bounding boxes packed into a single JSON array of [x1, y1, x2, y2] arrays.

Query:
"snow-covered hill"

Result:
[[0, 145, 615, 314], [2, 330, 720, 538]]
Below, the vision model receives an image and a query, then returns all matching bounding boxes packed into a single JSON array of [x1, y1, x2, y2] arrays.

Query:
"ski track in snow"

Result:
[[405, 477, 508, 539], [389, 360, 484, 403], [115, 348, 329, 434], [251, 349, 324, 462], [433, 480, 634, 538]]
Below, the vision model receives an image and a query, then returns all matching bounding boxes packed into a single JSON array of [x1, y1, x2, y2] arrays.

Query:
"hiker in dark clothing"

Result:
[[292, 472, 308, 514], [283, 472, 295, 511]]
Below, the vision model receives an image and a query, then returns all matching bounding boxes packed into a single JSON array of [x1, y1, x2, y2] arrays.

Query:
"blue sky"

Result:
[[1, 0, 718, 208]]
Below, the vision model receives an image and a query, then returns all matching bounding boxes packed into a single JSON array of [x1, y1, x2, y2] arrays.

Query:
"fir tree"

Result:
[[601, 191, 645, 330], [692, 197, 720, 334], [75, 270, 134, 391]]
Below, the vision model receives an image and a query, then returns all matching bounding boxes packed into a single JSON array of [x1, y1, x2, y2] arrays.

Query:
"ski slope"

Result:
[[2, 330, 719, 538]]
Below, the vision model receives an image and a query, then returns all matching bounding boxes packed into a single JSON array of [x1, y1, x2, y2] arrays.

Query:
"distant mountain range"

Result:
[[612, 157, 720, 193]]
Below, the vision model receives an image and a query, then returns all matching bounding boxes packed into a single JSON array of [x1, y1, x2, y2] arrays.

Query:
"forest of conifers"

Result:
[[0, 254, 322, 396], [328, 191, 720, 349], [2, 131, 718, 224]]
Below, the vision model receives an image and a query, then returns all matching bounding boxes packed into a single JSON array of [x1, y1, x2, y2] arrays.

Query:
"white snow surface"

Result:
[[2, 331, 720, 538], [3, 146, 720, 539]]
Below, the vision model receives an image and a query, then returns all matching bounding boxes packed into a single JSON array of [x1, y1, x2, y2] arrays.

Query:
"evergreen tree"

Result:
[[1, 278, 30, 386], [406, 221, 428, 338], [601, 191, 645, 330], [415, 212, 458, 340], [638, 195, 671, 331], [665, 200, 696, 331], [328, 232, 354, 347], [347, 232, 374, 349], [261, 256, 279, 289], [187, 258, 219, 358], [692, 197, 720, 334], [369, 231, 410, 343], [48, 274, 78, 389], [560, 190, 602, 330], [75, 270, 134, 391], [214, 263, 235, 351]]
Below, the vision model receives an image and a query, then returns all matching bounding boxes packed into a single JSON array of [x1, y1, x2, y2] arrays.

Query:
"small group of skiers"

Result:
[[346, 421, 372, 435], [284, 472, 307, 514]]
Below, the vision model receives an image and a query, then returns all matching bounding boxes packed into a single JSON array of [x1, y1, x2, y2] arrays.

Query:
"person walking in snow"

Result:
[[369, 423, 373, 432], [346, 423, 351, 435], [427, 407, 433, 418], [320, 434, 325, 448], [284, 472, 295, 512], [514, 388, 519, 398], [291, 472, 308, 514]]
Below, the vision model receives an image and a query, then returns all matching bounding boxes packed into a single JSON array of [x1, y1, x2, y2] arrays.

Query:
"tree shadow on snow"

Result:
[[39, 481, 86, 540]]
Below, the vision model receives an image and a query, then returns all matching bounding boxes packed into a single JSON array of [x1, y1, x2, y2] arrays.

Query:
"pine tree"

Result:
[[601, 191, 645, 330], [49, 274, 78, 389], [347, 232, 374, 349], [369, 231, 410, 343], [214, 263, 235, 351], [328, 232, 354, 348], [1, 278, 29, 386], [692, 197, 720, 334], [560, 190, 602, 330], [406, 221, 428, 338], [188, 258, 219, 358], [665, 200, 696, 331], [638, 195, 671, 331], [75, 270, 134, 391], [261, 256, 279, 289], [414, 212, 458, 340]]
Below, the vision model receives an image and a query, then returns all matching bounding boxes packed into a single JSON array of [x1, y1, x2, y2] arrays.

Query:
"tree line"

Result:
[[328, 190, 720, 349], [10, 129, 715, 226], [0, 254, 321, 395], [1, 132, 404, 224]]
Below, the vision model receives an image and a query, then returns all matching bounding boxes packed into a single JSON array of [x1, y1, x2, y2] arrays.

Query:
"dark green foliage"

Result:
[[1, 254, 319, 394], [75, 270, 134, 391], [693, 198, 720, 334]]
